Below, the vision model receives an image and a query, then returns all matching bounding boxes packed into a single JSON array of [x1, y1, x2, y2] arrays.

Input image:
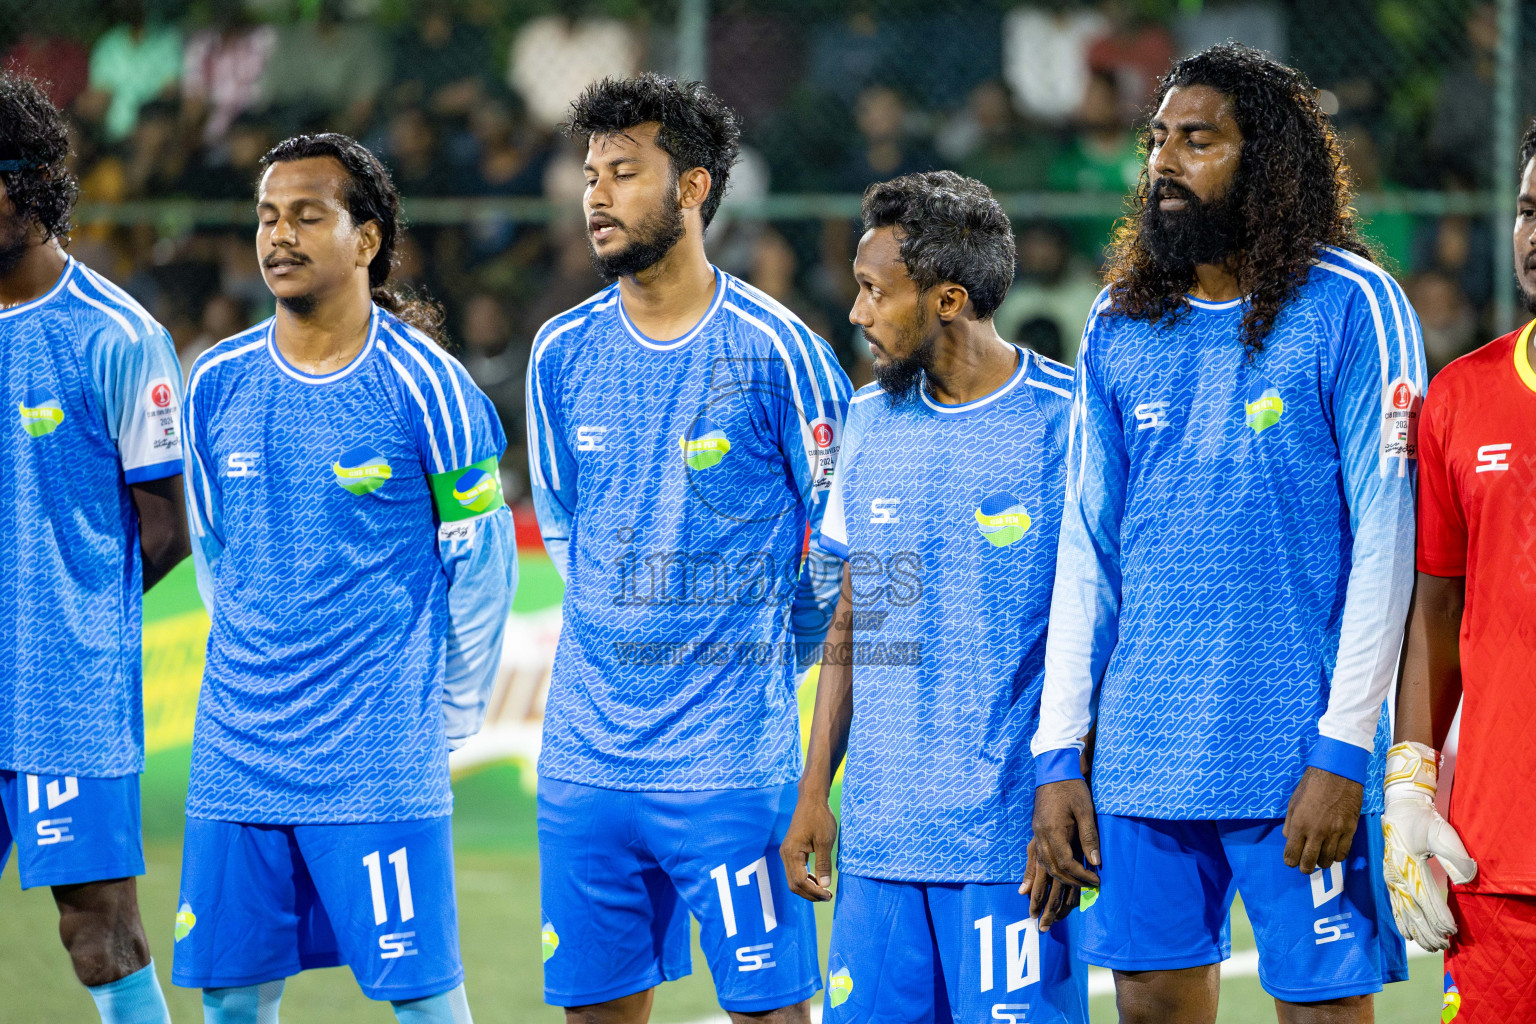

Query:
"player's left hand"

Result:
[[1022, 837, 1080, 930], [1282, 766, 1363, 873]]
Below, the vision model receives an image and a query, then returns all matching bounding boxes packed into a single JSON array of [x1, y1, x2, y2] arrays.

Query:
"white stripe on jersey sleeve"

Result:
[[384, 326, 460, 469], [1324, 247, 1420, 390], [528, 314, 592, 491], [397, 323, 475, 463], [76, 265, 157, 335], [722, 301, 819, 478], [184, 332, 266, 537], [1026, 378, 1072, 400], [381, 348, 447, 474], [727, 279, 831, 420], [68, 282, 139, 342]]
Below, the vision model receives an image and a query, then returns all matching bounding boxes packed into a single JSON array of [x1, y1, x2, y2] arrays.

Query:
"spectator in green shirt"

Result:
[[85, 2, 182, 143]]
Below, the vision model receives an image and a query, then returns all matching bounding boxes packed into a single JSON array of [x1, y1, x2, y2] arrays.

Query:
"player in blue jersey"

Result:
[[173, 134, 517, 1023], [527, 75, 851, 1022], [1029, 45, 1419, 1023], [0, 72, 186, 1024], [780, 172, 1089, 1023]]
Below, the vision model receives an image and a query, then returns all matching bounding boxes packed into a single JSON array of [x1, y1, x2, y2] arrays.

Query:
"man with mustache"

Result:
[[1030, 44, 1420, 1023], [527, 74, 850, 1023], [0, 70, 186, 1024], [1386, 119, 1536, 1022], [173, 133, 516, 1022], [781, 171, 1088, 1023]]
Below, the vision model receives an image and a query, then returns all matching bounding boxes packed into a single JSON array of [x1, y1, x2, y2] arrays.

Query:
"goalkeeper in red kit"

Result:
[[1386, 119, 1536, 1022]]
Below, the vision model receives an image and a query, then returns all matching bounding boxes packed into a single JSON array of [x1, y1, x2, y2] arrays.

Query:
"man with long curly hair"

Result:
[[0, 70, 187, 1024], [1027, 44, 1422, 1023]]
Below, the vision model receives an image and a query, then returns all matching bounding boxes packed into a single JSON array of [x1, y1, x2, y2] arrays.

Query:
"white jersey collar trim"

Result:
[[617, 267, 725, 351], [0, 256, 76, 319], [919, 345, 1027, 416], [266, 305, 381, 384]]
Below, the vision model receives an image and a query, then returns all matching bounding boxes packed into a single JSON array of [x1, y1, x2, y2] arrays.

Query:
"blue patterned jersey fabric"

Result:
[[0, 256, 184, 778], [1033, 248, 1427, 819], [818, 349, 1074, 882], [183, 305, 516, 823], [527, 268, 852, 791]]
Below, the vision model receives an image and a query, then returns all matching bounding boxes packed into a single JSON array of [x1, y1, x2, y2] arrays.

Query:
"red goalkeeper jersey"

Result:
[[1418, 321, 1536, 895]]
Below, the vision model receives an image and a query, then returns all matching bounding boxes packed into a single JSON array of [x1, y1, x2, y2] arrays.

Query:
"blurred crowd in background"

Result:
[[1, 0, 1527, 497]]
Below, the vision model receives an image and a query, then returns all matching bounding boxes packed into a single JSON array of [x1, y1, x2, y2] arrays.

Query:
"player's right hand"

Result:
[[1381, 740, 1477, 952], [780, 795, 838, 903], [1030, 778, 1101, 930]]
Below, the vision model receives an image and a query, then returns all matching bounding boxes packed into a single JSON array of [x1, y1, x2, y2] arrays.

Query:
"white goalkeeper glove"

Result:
[[1381, 740, 1477, 951]]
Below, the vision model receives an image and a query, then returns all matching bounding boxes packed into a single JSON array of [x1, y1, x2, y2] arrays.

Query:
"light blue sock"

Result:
[[391, 983, 473, 1024], [86, 960, 171, 1024], [202, 980, 285, 1024]]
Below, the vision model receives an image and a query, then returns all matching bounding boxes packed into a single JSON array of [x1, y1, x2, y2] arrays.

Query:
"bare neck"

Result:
[[617, 233, 717, 341], [0, 238, 68, 309], [272, 278, 375, 374], [925, 319, 1019, 406], [1191, 260, 1242, 303]]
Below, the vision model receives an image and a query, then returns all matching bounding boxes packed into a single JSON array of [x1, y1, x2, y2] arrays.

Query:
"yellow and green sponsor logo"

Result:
[[333, 445, 393, 494], [1443, 973, 1460, 1022], [429, 455, 506, 522], [18, 389, 64, 437], [828, 966, 853, 1007], [541, 920, 559, 962], [975, 492, 1031, 548], [451, 467, 499, 513], [1079, 887, 1099, 912], [174, 902, 197, 941], [1244, 385, 1284, 434], [680, 418, 731, 471]]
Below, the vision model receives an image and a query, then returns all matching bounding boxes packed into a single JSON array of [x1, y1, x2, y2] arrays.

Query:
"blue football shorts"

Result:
[[0, 770, 144, 889], [537, 777, 820, 1012], [824, 874, 1089, 1024], [171, 816, 462, 1002], [1081, 814, 1409, 1002]]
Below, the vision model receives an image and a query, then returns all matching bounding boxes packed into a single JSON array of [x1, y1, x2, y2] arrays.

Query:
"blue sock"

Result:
[[86, 960, 171, 1024], [391, 983, 473, 1024], [202, 980, 285, 1024]]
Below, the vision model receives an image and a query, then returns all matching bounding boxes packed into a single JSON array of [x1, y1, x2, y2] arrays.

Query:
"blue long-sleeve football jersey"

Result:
[[183, 306, 517, 823], [1033, 248, 1425, 819], [819, 350, 1073, 882], [1, 257, 184, 777], [527, 268, 852, 791]]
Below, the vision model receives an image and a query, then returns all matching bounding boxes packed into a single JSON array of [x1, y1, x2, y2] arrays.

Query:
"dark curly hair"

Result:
[[861, 170, 1017, 319], [260, 133, 445, 343], [0, 71, 79, 244], [562, 73, 742, 228], [1103, 43, 1375, 354], [1519, 117, 1536, 175]]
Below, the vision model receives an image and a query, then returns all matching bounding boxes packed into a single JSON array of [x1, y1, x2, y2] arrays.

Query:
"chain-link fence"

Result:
[[0, 0, 1525, 496]]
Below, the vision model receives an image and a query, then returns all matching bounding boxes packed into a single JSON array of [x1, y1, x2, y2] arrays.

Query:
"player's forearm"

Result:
[[799, 566, 854, 801], [441, 507, 519, 747], [131, 474, 191, 591], [1395, 571, 1465, 751]]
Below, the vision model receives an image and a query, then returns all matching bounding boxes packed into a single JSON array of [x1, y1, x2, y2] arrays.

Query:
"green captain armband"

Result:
[[429, 456, 506, 522]]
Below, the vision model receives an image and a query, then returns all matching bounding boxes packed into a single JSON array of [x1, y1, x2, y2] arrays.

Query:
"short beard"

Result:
[[872, 316, 938, 407], [589, 184, 686, 280], [0, 221, 34, 277], [1142, 176, 1246, 270], [277, 292, 319, 317]]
